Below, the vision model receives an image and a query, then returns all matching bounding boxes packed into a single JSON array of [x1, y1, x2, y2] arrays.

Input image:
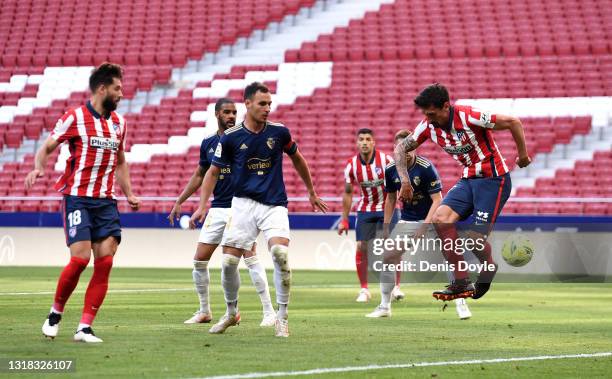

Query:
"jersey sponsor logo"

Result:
[[89, 136, 120, 151], [443, 144, 473, 155], [240, 143, 248, 150], [214, 143, 222, 158], [361, 179, 385, 188], [247, 158, 271, 175], [266, 137, 276, 150]]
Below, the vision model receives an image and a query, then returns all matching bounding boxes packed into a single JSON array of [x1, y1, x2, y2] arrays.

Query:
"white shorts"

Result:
[[198, 207, 231, 245], [221, 197, 290, 250]]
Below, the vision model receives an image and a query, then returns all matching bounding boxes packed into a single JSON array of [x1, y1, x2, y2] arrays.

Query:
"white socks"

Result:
[[270, 244, 291, 319], [379, 267, 395, 308], [192, 260, 210, 313], [244, 255, 274, 314], [221, 254, 241, 314]]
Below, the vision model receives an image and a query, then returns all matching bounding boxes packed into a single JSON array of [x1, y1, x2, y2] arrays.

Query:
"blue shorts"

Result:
[[442, 173, 512, 228], [355, 210, 398, 241], [62, 195, 122, 246]]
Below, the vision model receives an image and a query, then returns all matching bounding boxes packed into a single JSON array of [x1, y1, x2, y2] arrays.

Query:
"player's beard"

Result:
[[219, 119, 235, 130], [102, 95, 118, 113]]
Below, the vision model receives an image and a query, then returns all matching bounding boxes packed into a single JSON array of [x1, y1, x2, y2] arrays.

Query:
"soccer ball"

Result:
[[501, 236, 534, 267]]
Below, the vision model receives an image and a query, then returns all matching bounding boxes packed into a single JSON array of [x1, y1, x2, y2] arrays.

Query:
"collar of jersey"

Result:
[[241, 121, 268, 135], [86, 101, 111, 120], [358, 149, 376, 165]]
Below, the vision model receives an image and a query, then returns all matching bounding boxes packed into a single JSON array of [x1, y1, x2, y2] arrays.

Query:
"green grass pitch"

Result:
[[1, 267, 611, 378]]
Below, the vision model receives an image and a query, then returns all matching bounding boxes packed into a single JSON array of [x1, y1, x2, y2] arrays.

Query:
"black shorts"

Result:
[[62, 195, 121, 246]]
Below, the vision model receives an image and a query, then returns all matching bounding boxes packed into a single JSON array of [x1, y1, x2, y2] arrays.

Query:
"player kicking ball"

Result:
[[367, 130, 470, 320], [25, 63, 139, 343], [395, 84, 531, 301], [191, 82, 327, 337], [168, 98, 275, 327]]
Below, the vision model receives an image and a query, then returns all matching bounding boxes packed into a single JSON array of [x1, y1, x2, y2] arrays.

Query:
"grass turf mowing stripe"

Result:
[[0, 284, 356, 296], [193, 352, 612, 379]]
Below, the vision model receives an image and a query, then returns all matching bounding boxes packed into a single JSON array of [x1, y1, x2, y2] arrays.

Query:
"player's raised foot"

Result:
[[391, 286, 405, 301], [184, 310, 212, 324], [432, 279, 475, 301], [455, 298, 472, 320], [275, 318, 289, 337], [74, 327, 103, 343], [260, 311, 276, 327], [208, 312, 240, 334], [355, 288, 371, 302], [366, 305, 391, 318], [473, 263, 498, 300], [42, 312, 62, 339]]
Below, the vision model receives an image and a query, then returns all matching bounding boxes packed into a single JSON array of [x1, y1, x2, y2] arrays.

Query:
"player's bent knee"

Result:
[[271, 244, 291, 283], [222, 254, 240, 266], [433, 206, 454, 224]]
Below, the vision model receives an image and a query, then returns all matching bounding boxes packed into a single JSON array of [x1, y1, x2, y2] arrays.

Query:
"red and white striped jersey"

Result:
[[344, 150, 394, 212], [51, 101, 127, 199], [413, 105, 509, 178]]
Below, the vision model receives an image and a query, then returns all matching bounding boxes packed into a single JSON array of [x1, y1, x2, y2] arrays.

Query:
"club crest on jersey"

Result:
[[413, 176, 421, 186], [456, 131, 468, 142], [375, 167, 383, 176], [266, 138, 276, 150], [112, 123, 120, 132]]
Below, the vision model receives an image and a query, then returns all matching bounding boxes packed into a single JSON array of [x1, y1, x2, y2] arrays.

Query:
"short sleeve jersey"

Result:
[[211, 121, 297, 207], [385, 156, 442, 221], [199, 133, 233, 208]]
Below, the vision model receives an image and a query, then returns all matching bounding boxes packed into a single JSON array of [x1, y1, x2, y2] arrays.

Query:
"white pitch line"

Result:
[[0, 284, 354, 296], [193, 352, 612, 379]]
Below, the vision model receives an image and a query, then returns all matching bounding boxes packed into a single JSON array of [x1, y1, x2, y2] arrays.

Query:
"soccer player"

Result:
[[168, 98, 275, 327], [339, 128, 402, 302], [394, 83, 531, 300], [190, 82, 327, 337], [367, 130, 471, 319], [24, 63, 139, 343]]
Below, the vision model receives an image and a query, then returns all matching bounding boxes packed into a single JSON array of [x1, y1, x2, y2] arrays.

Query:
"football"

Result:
[[501, 235, 535, 267]]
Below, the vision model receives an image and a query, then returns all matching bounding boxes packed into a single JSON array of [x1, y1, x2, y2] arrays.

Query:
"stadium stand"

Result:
[[0, 0, 610, 215]]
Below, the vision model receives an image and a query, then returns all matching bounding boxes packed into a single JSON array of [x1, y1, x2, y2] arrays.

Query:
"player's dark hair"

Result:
[[357, 128, 374, 137], [215, 97, 234, 112], [89, 62, 123, 93], [414, 83, 450, 109], [244, 82, 269, 101], [394, 129, 412, 141]]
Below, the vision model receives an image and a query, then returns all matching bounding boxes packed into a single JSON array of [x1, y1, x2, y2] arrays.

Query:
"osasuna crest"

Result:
[[266, 138, 276, 150], [413, 176, 421, 186], [69, 226, 77, 238], [375, 167, 382, 176]]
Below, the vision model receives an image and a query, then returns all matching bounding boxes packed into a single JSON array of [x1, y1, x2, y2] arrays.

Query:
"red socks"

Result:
[[434, 223, 468, 281], [80, 255, 114, 325], [355, 249, 368, 288], [53, 256, 89, 312]]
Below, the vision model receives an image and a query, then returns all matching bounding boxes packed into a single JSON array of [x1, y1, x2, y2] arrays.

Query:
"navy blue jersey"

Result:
[[200, 133, 233, 208], [211, 121, 297, 207], [385, 156, 442, 221]]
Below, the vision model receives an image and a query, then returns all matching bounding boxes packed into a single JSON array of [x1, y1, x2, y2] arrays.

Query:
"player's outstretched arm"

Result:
[[394, 136, 419, 202], [493, 114, 532, 168], [116, 150, 140, 210], [24, 136, 60, 190], [289, 150, 328, 213], [190, 165, 220, 229], [168, 166, 206, 226], [383, 191, 398, 238]]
